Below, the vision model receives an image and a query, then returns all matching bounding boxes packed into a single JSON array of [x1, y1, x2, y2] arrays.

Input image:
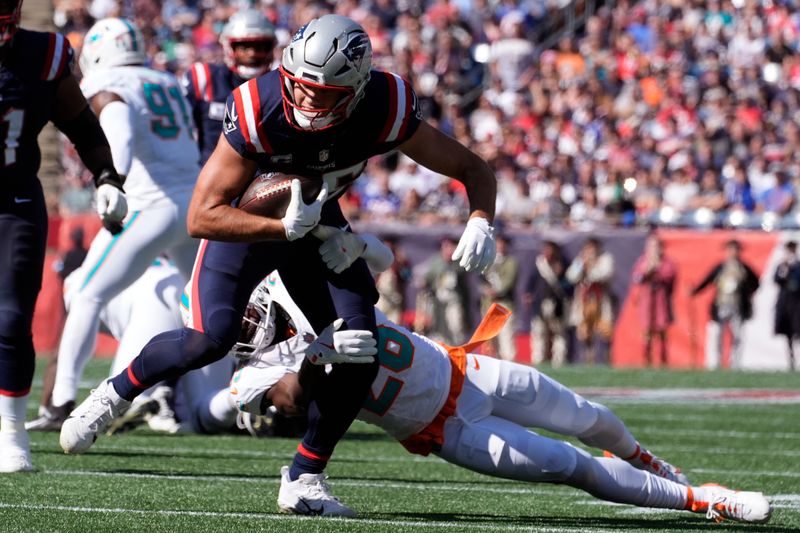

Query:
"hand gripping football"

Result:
[[238, 172, 323, 219]]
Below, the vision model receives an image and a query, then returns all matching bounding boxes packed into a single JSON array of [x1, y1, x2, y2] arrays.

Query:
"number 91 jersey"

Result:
[[81, 66, 200, 210]]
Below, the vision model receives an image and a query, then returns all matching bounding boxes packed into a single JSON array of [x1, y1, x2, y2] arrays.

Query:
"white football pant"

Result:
[[438, 355, 688, 509], [52, 200, 197, 407]]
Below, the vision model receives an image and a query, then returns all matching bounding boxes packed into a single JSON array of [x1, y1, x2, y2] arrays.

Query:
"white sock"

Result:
[[0, 394, 28, 433], [51, 298, 103, 407], [571, 451, 688, 510], [196, 390, 237, 433]]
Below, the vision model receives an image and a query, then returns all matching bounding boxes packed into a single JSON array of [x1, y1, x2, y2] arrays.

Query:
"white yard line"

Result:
[[44, 469, 570, 497], [0, 502, 617, 533]]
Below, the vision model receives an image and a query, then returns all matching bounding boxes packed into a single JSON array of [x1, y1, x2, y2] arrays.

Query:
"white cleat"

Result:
[[0, 430, 35, 473], [60, 380, 131, 454], [277, 465, 356, 517], [692, 484, 772, 524]]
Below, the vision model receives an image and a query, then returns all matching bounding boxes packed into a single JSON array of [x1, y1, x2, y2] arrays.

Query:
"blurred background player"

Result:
[[773, 240, 800, 371], [64, 259, 186, 434], [182, 8, 275, 165], [631, 234, 676, 366], [28, 18, 201, 430], [0, 0, 127, 471], [60, 14, 498, 517], [229, 240, 771, 525], [691, 240, 759, 370], [527, 240, 571, 367]]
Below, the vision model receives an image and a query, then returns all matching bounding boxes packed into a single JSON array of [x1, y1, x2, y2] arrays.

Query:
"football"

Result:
[[238, 172, 323, 219]]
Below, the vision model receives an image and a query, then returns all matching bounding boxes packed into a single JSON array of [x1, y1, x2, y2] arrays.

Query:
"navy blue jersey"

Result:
[[182, 62, 245, 165], [222, 69, 421, 199], [0, 29, 74, 195]]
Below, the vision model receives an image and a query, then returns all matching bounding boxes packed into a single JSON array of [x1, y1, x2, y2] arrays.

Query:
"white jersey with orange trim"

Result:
[[358, 310, 451, 440], [238, 272, 452, 440], [81, 66, 199, 211]]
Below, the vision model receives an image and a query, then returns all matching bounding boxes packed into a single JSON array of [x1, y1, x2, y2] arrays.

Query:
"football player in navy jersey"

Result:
[[182, 9, 275, 165], [0, 0, 126, 472], [62, 14, 497, 516]]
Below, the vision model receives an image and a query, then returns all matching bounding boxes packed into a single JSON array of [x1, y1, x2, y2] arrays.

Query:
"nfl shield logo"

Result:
[[319, 149, 330, 162]]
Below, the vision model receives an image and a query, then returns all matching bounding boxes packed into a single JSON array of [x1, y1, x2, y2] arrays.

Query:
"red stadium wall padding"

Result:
[[611, 230, 779, 368]]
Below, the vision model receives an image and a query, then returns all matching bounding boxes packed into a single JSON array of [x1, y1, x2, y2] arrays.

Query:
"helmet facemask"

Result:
[[0, 0, 21, 48], [279, 66, 357, 131], [220, 9, 275, 80], [231, 284, 297, 360]]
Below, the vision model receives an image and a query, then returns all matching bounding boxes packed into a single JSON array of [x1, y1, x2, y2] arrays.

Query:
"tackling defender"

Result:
[[61, 14, 498, 512], [28, 18, 202, 430], [0, 0, 127, 471], [230, 235, 771, 524]]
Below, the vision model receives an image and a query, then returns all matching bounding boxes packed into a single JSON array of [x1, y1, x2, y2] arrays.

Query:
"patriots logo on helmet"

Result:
[[291, 24, 307, 43], [342, 33, 369, 71]]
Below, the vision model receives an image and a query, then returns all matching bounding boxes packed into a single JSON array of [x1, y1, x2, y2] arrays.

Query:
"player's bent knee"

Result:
[[576, 402, 624, 444], [175, 328, 230, 371], [522, 439, 578, 483]]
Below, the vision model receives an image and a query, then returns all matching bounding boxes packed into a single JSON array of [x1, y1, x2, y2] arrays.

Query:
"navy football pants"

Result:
[[114, 202, 379, 459], [0, 184, 47, 396]]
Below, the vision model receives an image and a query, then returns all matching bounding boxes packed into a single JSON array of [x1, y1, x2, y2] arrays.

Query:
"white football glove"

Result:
[[281, 180, 328, 241], [312, 225, 367, 274], [451, 217, 497, 274], [305, 318, 376, 365], [96, 183, 128, 234]]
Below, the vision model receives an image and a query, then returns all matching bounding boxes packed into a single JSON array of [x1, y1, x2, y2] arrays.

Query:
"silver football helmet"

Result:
[[79, 17, 146, 74], [220, 9, 276, 80], [280, 14, 372, 131]]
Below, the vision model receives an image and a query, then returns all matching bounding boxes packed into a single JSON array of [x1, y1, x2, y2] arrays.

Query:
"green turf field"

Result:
[[2, 359, 798, 532]]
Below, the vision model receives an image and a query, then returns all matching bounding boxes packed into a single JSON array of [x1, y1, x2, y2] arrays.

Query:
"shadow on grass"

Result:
[[382, 511, 790, 531]]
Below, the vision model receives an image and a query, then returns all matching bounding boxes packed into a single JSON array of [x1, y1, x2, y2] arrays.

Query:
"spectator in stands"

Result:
[[758, 170, 795, 215], [526, 240, 571, 367], [631, 234, 676, 366], [691, 240, 759, 370], [375, 237, 412, 327], [774, 240, 800, 371], [417, 237, 472, 345], [567, 238, 615, 365], [480, 234, 518, 360]]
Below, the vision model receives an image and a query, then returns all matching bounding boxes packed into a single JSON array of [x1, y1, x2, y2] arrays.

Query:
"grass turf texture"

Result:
[[2, 359, 798, 532]]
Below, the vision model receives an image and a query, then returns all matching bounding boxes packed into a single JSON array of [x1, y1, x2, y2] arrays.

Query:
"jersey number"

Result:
[[143, 83, 191, 139], [2, 108, 24, 167], [362, 326, 414, 417]]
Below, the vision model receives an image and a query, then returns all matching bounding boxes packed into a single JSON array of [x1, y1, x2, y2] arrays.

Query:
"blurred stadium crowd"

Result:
[[52, 0, 800, 231]]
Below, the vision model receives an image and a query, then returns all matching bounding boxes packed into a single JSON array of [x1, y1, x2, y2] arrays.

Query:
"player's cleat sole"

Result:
[[277, 465, 356, 517], [106, 397, 159, 435], [60, 380, 130, 454], [691, 484, 772, 524], [0, 430, 35, 473]]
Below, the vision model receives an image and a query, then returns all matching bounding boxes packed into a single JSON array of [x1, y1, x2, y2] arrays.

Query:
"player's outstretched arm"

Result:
[[52, 74, 127, 234], [187, 135, 288, 241], [399, 121, 498, 274]]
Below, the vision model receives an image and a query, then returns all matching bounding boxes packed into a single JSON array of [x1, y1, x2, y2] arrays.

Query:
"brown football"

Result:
[[238, 172, 323, 219]]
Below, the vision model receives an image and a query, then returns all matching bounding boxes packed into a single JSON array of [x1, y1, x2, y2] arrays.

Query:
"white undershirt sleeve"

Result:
[[98, 100, 134, 177]]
